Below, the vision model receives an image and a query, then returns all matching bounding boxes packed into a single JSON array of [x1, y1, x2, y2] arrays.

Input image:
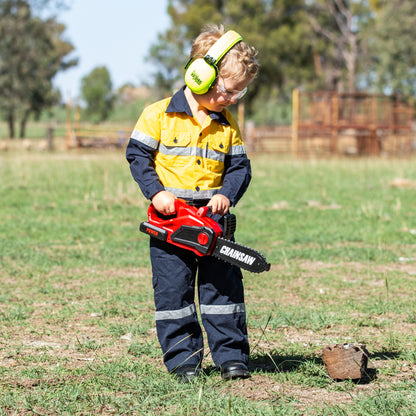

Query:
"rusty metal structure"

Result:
[[291, 89, 415, 157], [65, 102, 132, 150], [64, 91, 415, 157]]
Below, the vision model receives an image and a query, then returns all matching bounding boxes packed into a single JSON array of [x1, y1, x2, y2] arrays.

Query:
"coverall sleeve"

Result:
[[219, 153, 252, 207], [217, 111, 252, 206], [126, 138, 164, 200]]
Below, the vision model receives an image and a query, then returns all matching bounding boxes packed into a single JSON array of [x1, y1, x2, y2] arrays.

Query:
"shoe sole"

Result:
[[221, 370, 250, 380]]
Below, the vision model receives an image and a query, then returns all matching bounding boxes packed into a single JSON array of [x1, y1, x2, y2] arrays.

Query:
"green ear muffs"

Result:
[[184, 30, 242, 95]]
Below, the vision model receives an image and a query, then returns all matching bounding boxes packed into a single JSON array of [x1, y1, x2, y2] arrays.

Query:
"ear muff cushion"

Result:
[[184, 58, 217, 95]]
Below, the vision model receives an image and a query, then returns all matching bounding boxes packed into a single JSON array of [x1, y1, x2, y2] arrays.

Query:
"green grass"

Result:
[[0, 150, 416, 415]]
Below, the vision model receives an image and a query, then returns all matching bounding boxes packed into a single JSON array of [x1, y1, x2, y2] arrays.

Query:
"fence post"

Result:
[[331, 93, 339, 154], [46, 126, 54, 151], [238, 102, 245, 138], [65, 99, 71, 150], [292, 88, 299, 158]]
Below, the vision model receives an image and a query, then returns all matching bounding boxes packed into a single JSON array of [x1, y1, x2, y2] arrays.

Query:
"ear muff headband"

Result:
[[185, 30, 242, 95]]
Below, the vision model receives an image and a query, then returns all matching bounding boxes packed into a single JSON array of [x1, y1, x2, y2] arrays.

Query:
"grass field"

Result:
[[1, 146, 416, 415]]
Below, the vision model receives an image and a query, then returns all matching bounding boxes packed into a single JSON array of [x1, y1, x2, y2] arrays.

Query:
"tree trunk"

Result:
[[19, 113, 28, 139], [7, 114, 15, 139]]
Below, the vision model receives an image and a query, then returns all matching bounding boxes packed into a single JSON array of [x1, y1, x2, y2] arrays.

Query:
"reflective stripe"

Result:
[[131, 129, 159, 149], [206, 148, 226, 161], [155, 304, 196, 321], [200, 303, 245, 315], [158, 144, 245, 159], [164, 187, 217, 200], [229, 144, 246, 156], [159, 144, 226, 162], [159, 143, 193, 157]]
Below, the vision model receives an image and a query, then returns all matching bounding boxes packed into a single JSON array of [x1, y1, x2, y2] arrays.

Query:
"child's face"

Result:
[[199, 76, 251, 112]]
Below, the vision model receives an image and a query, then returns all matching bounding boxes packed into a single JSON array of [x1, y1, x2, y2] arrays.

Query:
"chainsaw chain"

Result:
[[212, 237, 270, 273]]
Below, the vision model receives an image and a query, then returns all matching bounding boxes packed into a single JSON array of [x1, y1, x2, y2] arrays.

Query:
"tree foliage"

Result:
[[27, 0, 70, 14], [306, 0, 375, 93], [148, 0, 316, 115], [147, 0, 416, 118], [369, 0, 416, 97], [0, 0, 76, 138], [81, 66, 114, 123]]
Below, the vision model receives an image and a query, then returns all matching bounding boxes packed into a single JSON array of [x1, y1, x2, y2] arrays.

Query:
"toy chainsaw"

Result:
[[139, 198, 270, 273]]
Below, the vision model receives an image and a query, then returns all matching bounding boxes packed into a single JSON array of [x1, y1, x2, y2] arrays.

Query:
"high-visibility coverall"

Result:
[[126, 86, 252, 371]]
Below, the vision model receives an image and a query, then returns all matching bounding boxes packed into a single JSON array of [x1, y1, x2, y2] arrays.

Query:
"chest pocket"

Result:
[[208, 137, 230, 155], [160, 131, 191, 148]]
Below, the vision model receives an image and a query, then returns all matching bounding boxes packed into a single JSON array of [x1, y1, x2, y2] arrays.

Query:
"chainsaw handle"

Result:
[[149, 198, 210, 219], [148, 198, 186, 220], [144, 198, 222, 257], [196, 206, 210, 217], [148, 199, 215, 227]]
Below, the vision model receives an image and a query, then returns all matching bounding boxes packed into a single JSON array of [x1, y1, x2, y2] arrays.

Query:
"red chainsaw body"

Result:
[[140, 198, 222, 256], [140, 198, 271, 273]]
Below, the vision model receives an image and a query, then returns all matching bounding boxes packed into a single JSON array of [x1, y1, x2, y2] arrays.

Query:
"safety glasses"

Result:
[[216, 82, 248, 100]]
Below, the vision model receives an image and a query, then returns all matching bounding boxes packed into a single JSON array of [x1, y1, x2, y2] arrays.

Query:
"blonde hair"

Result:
[[189, 24, 259, 83]]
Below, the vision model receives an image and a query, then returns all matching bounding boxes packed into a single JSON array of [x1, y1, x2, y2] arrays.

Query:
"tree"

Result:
[[369, 0, 416, 97], [0, 0, 77, 138], [148, 0, 317, 115], [147, 26, 189, 95], [26, 0, 71, 16], [81, 66, 114, 123], [148, 0, 416, 120], [307, 0, 416, 97], [306, 0, 375, 93]]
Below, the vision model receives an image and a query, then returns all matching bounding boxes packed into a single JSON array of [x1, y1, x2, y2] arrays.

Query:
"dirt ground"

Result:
[[1, 261, 415, 412]]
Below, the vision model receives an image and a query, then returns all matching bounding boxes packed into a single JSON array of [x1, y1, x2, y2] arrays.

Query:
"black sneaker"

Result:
[[220, 360, 250, 380], [171, 364, 201, 383]]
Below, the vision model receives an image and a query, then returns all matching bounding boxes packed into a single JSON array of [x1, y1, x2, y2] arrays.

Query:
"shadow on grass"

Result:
[[248, 352, 323, 373], [249, 351, 388, 384], [201, 353, 316, 378], [201, 349, 401, 383], [370, 350, 402, 360]]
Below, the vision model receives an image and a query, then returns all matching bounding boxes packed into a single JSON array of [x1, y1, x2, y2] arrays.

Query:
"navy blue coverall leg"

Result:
[[150, 237, 249, 372]]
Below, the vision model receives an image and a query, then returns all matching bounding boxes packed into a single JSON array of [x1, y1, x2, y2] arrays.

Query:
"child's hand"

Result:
[[151, 191, 177, 215], [208, 194, 230, 216]]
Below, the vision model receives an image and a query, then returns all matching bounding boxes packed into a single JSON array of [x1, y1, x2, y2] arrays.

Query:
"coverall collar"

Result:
[[166, 86, 231, 126]]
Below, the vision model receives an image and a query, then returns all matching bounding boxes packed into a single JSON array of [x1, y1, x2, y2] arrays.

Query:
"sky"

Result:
[[52, 0, 170, 101]]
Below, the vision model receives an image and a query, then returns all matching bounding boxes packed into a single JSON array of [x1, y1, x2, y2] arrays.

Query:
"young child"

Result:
[[126, 24, 259, 382]]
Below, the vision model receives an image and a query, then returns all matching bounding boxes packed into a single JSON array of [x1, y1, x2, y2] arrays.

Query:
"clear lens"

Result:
[[234, 87, 247, 100], [217, 83, 247, 100]]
